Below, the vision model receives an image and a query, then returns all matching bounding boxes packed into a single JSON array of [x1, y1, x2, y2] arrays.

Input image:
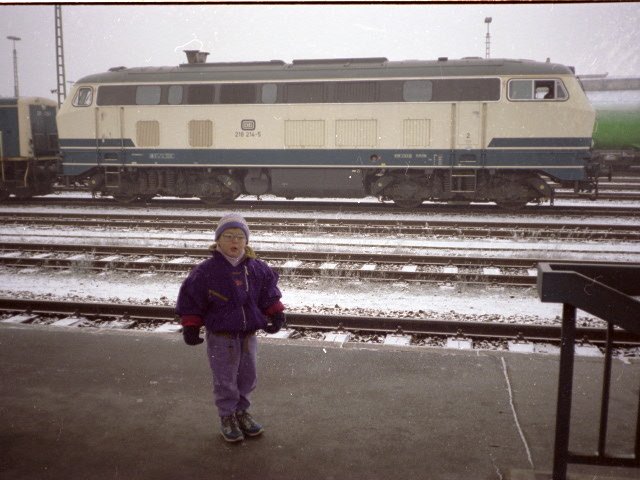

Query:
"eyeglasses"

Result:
[[220, 233, 246, 242]]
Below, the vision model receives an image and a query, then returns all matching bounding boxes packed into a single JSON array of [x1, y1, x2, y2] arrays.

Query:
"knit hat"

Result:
[[215, 213, 250, 242]]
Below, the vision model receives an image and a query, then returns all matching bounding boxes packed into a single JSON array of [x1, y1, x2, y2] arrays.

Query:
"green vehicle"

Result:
[[582, 77, 640, 172]]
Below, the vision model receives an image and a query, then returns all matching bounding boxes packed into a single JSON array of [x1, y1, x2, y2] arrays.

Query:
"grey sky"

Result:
[[2, 3, 639, 100]]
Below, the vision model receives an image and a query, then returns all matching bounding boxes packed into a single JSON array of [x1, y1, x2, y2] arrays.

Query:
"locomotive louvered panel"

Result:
[[188, 120, 214, 147], [403, 119, 431, 147], [135, 120, 160, 147], [284, 120, 325, 147], [334, 81, 378, 102], [335, 119, 377, 147]]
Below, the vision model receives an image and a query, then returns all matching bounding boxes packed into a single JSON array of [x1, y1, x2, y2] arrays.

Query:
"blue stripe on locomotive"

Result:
[[60, 138, 591, 182]]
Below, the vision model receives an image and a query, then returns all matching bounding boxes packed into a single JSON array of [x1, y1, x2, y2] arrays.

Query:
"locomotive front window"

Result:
[[136, 85, 161, 105], [555, 81, 568, 99], [72, 87, 93, 107]]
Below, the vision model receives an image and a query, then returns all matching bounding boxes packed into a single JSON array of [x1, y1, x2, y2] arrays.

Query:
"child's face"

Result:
[[217, 228, 247, 258]]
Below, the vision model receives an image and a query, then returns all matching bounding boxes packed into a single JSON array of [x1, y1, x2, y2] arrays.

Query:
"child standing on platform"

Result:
[[176, 213, 286, 442]]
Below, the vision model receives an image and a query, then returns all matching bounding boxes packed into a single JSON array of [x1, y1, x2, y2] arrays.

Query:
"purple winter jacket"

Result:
[[175, 248, 282, 333]]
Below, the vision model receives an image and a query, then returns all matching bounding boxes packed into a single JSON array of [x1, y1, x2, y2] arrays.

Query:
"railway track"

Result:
[[2, 212, 639, 241], [1, 297, 638, 347], [0, 242, 632, 287], [4, 195, 640, 218]]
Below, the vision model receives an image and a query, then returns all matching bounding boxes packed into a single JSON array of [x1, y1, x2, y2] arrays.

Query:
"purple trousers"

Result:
[[205, 331, 258, 417]]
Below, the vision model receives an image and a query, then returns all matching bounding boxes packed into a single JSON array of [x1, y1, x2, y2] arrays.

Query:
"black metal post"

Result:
[[636, 378, 640, 462], [598, 322, 614, 457], [552, 303, 577, 480]]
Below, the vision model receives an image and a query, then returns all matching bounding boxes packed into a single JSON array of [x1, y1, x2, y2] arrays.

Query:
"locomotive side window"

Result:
[[431, 78, 501, 101], [219, 84, 257, 104], [403, 80, 433, 102], [284, 82, 326, 103], [89, 78, 502, 106], [378, 81, 405, 102], [97, 85, 136, 105], [72, 87, 93, 107], [136, 85, 161, 105], [261, 84, 277, 104], [508, 79, 569, 101], [335, 81, 379, 103], [186, 85, 215, 104], [167, 85, 183, 105]]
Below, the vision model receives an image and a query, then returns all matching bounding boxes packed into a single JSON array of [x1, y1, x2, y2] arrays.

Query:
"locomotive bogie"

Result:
[[57, 57, 597, 208]]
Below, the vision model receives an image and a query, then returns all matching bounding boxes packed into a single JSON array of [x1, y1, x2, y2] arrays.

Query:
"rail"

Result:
[[537, 262, 640, 480]]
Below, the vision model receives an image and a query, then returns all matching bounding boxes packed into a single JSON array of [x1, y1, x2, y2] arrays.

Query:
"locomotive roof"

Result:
[[0, 97, 57, 107], [76, 57, 575, 84]]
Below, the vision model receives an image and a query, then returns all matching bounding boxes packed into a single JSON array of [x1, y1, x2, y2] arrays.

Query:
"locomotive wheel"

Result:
[[389, 180, 424, 209]]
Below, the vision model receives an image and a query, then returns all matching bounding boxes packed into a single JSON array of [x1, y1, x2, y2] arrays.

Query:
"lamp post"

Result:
[[7, 35, 21, 97], [484, 17, 492, 59]]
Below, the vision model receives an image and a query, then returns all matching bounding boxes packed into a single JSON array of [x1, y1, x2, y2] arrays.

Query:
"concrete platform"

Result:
[[0, 323, 638, 480]]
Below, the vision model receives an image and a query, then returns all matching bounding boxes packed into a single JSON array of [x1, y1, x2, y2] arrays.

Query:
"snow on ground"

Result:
[[0, 267, 561, 321], [1, 196, 639, 324]]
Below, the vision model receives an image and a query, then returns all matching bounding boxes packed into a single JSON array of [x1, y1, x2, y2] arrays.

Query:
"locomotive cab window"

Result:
[[508, 79, 569, 101], [97, 85, 136, 105], [72, 87, 93, 107]]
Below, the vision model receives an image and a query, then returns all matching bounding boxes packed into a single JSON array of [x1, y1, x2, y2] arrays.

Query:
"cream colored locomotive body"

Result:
[[57, 56, 596, 207]]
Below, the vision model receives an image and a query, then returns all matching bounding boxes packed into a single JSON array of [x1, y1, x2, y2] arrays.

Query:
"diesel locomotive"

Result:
[[0, 97, 59, 200], [53, 54, 600, 209]]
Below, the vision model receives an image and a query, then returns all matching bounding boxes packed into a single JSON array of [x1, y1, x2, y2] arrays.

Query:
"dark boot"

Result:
[[236, 410, 264, 437], [220, 414, 244, 442]]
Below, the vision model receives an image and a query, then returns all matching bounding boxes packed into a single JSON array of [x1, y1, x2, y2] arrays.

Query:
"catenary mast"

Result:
[[55, 5, 67, 108]]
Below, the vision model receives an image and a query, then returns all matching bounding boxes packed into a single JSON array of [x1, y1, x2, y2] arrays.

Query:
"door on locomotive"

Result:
[[450, 102, 483, 198], [94, 105, 136, 201]]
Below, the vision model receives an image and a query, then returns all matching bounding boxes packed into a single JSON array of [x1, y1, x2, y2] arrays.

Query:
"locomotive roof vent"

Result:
[[438, 57, 448, 62], [184, 50, 210, 64], [108, 66, 127, 72]]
